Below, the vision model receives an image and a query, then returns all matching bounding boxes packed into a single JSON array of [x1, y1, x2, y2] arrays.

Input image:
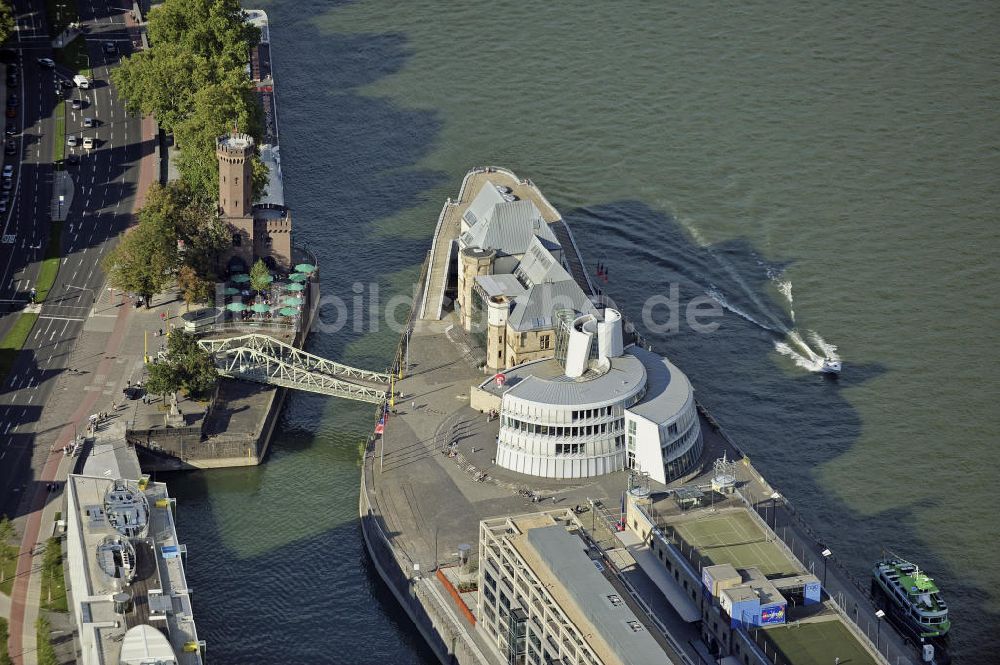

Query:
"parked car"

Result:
[[0, 200, 6, 214], [2, 177, 11, 190], [37, 57, 55, 68], [67, 135, 78, 147], [82, 136, 94, 149], [4, 108, 15, 119], [6, 94, 17, 108], [3, 140, 14, 155], [2, 165, 12, 178], [4, 123, 15, 136]]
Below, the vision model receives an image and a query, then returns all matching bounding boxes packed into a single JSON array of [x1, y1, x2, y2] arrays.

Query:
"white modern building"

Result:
[[478, 511, 676, 665], [65, 442, 203, 665], [476, 309, 702, 484]]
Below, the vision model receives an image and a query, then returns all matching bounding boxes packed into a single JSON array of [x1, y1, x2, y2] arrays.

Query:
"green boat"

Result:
[[872, 555, 951, 640]]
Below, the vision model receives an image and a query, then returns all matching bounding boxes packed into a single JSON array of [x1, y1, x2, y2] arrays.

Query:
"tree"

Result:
[[111, 43, 214, 132], [185, 216, 231, 278], [177, 265, 214, 310], [173, 75, 263, 202], [147, 0, 259, 74], [102, 222, 175, 308], [159, 330, 218, 399], [145, 361, 181, 399], [0, 2, 14, 46], [249, 258, 270, 293]]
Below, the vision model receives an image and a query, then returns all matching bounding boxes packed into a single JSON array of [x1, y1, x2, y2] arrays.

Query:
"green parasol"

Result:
[[285, 282, 305, 292], [226, 302, 247, 312], [231, 273, 251, 284], [278, 307, 299, 317], [294, 263, 316, 273], [250, 303, 271, 313], [224, 287, 240, 296], [282, 296, 303, 306], [288, 272, 309, 282]]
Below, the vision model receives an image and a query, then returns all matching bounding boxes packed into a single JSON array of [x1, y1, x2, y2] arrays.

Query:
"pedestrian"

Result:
[[127, 379, 131, 388], [158, 328, 163, 337], [411, 401, 415, 410]]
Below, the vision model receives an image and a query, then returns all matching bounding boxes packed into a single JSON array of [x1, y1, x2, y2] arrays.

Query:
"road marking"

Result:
[[38, 315, 85, 322]]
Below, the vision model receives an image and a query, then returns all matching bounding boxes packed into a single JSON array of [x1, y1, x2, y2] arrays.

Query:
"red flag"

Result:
[[374, 413, 385, 435]]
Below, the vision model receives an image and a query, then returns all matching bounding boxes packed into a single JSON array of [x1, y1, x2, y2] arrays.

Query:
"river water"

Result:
[[163, 1, 999, 662]]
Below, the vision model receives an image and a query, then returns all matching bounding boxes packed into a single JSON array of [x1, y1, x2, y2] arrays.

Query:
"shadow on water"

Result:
[[158, 462, 438, 665], [270, 1, 447, 368], [565, 200, 998, 659]]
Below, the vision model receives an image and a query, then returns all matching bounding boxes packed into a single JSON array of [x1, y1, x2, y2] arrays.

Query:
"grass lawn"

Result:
[[0, 312, 38, 384], [54, 34, 89, 77], [36, 617, 58, 665], [44, 0, 79, 39], [0, 542, 19, 597], [764, 619, 878, 665], [39, 538, 67, 613], [34, 220, 64, 302]]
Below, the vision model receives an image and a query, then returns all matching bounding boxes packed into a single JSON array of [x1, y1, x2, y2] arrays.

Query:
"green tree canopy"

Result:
[[162, 330, 217, 398], [147, 0, 258, 73], [249, 258, 270, 292], [0, 2, 15, 45], [146, 361, 181, 397]]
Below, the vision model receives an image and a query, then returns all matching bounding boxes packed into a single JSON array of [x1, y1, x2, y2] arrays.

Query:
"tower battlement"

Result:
[[216, 133, 255, 160]]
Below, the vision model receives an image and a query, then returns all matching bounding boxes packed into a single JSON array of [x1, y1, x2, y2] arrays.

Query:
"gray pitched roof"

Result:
[[515, 236, 571, 287], [460, 199, 559, 257], [624, 346, 694, 423], [462, 180, 506, 227], [475, 274, 526, 299], [507, 279, 594, 331]]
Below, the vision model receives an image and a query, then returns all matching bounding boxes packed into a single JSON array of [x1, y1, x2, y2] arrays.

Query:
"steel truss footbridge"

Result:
[[198, 334, 393, 404]]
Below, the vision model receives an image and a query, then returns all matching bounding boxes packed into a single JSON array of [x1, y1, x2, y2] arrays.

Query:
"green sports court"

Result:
[[762, 618, 878, 665], [671, 509, 799, 578]]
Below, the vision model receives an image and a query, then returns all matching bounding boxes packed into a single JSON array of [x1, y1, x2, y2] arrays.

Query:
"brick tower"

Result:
[[217, 133, 255, 269]]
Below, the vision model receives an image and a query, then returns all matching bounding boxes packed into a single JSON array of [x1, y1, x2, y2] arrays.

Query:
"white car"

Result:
[[2, 165, 12, 178], [67, 135, 78, 147], [82, 136, 94, 149], [73, 74, 91, 89], [37, 58, 55, 68]]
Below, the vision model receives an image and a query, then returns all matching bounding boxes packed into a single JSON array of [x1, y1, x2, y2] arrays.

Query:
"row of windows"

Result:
[[571, 406, 612, 421], [502, 416, 623, 438]]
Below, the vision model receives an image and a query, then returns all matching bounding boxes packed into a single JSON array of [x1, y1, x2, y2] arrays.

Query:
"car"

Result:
[[5, 123, 15, 136], [71, 98, 83, 110], [6, 73, 17, 86], [37, 57, 55, 68], [4, 108, 15, 118], [0, 192, 8, 204], [103, 41, 117, 55], [73, 74, 91, 89], [60, 79, 74, 90], [6, 95, 17, 108], [67, 135, 78, 147], [0, 201, 6, 214], [83, 117, 96, 128], [82, 136, 94, 149], [2, 165, 12, 178], [66, 153, 80, 165], [3, 141, 14, 156], [2, 177, 11, 190]]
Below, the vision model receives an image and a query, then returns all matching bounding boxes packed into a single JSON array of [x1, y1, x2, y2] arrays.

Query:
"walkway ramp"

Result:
[[198, 334, 391, 403]]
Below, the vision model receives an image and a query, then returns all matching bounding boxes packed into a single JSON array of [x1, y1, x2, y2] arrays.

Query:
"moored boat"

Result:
[[872, 555, 951, 641]]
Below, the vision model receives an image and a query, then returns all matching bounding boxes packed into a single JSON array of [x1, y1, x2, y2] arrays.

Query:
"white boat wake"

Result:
[[707, 283, 841, 374]]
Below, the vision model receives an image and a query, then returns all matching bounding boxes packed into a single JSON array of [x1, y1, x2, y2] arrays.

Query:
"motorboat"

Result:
[[820, 358, 841, 374]]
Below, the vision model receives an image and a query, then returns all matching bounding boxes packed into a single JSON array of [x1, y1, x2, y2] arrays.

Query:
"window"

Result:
[[234, 176, 239, 185], [668, 422, 678, 436], [540, 334, 551, 350], [628, 420, 636, 434], [232, 233, 241, 246]]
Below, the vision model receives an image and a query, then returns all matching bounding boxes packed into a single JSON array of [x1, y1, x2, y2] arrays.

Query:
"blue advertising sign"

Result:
[[760, 604, 786, 625]]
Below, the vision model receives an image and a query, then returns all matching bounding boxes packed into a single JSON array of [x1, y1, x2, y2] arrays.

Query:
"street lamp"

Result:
[[770, 491, 781, 529], [821, 548, 832, 590], [875, 609, 885, 651]]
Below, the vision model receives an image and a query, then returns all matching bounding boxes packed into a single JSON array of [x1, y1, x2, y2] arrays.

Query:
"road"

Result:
[[0, 0, 143, 526]]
